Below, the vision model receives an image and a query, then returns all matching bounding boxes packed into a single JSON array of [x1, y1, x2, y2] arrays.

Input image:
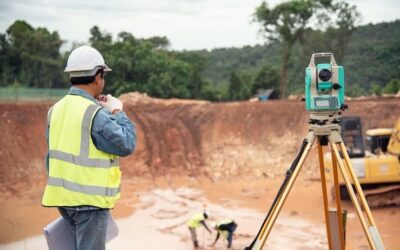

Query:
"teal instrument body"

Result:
[[305, 53, 345, 111]]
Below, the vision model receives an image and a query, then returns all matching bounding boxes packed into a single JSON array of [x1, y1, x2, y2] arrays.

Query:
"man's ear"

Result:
[[94, 74, 102, 85]]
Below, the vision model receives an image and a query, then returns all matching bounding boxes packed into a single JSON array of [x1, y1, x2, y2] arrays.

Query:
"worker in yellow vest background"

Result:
[[210, 219, 238, 248], [41, 45, 136, 250], [187, 211, 212, 248]]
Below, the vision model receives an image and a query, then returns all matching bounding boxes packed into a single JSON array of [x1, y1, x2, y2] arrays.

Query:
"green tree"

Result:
[[174, 51, 209, 98], [382, 79, 400, 94], [0, 33, 10, 86], [228, 71, 252, 100], [254, 0, 360, 98], [2, 20, 64, 88], [145, 36, 170, 50], [324, 1, 361, 63], [86, 26, 194, 98], [89, 26, 112, 51], [346, 84, 367, 97], [254, 0, 316, 98], [370, 83, 382, 96], [199, 81, 224, 101], [252, 64, 280, 95]]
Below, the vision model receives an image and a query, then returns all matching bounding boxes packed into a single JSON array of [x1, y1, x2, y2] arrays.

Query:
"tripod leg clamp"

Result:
[[369, 226, 386, 250], [286, 169, 293, 177]]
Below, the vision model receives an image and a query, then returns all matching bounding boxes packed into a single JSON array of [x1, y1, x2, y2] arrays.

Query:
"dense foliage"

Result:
[[0, 22, 213, 100], [0, 20, 65, 88], [0, 18, 399, 100], [200, 20, 400, 97]]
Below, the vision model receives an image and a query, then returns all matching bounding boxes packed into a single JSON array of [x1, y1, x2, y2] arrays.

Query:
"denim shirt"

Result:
[[45, 87, 136, 210], [45, 87, 136, 171]]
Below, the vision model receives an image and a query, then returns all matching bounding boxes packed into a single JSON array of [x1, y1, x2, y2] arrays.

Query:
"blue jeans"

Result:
[[226, 223, 237, 248], [58, 207, 109, 250]]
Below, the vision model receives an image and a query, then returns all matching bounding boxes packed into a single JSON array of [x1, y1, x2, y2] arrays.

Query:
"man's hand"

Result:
[[99, 94, 123, 113]]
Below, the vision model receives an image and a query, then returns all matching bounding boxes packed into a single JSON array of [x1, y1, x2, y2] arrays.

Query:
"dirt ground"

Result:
[[1, 176, 399, 249], [0, 94, 399, 249]]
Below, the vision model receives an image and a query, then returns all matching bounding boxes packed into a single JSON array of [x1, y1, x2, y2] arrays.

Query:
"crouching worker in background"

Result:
[[210, 219, 238, 249], [187, 211, 212, 248], [41, 45, 136, 250]]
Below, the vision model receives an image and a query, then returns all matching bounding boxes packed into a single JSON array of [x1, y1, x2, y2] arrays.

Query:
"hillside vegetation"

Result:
[[0, 19, 399, 100], [200, 20, 400, 96]]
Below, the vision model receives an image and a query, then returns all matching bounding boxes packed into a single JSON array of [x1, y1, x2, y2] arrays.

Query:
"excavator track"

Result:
[[332, 184, 400, 208], [364, 185, 400, 208]]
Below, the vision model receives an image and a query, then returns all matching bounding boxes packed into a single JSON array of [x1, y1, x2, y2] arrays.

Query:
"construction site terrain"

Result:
[[0, 94, 399, 249]]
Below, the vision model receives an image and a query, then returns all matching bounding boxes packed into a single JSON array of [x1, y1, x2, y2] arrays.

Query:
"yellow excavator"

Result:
[[324, 116, 400, 208]]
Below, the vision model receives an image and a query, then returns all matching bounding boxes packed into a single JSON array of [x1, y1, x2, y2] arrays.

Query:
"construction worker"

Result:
[[210, 219, 238, 248], [41, 45, 136, 250], [187, 211, 212, 248]]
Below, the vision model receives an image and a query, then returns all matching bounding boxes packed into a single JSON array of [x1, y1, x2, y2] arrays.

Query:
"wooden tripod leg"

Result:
[[338, 142, 385, 250], [256, 183, 282, 244], [339, 142, 374, 223], [256, 142, 313, 250], [317, 143, 333, 249], [331, 146, 346, 250], [331, 143, 376, 249]]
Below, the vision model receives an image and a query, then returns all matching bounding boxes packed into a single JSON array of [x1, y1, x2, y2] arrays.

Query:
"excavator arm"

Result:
[[388, 118, 400, 155]]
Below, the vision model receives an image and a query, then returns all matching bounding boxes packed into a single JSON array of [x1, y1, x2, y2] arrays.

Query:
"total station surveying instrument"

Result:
[[245, 53, 385, 250]]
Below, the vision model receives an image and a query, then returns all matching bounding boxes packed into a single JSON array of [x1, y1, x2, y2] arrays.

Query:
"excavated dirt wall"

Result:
[[0, 96, 399, 199]]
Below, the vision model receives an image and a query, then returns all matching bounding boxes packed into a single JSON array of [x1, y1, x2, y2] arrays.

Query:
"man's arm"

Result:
[[44, 107, 53, 174], [45, 125, 49, 174], [211, 231, 220, 246], [91, 108, 136, 156], [200, 221, 212, 234]]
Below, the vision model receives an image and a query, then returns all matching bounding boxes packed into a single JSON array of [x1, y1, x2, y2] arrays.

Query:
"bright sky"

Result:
[[0, 0, 399, 51]]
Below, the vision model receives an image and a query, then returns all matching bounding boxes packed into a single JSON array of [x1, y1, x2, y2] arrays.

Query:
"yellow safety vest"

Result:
[[42, 95, 121, 209], [187, 213, 206, 228]]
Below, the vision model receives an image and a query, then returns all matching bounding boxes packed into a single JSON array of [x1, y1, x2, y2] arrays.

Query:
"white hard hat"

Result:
[[65, 45, 111, 77]]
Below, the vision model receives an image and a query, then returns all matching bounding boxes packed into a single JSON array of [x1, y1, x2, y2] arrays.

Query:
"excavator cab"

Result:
[[340, 116, 365, 157], [365, 129, 392, 155]]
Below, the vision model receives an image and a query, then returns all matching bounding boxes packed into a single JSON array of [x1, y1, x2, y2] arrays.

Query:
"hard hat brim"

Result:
[[66, 65, 112, 77], [103, 64, 112, 72]]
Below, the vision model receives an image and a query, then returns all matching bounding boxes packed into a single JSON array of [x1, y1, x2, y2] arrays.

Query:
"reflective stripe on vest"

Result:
[[48, 150, 118, 168], [42, 95, 121, 208], [47, 177, 120, 197], [187, 213, 205, 228]]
